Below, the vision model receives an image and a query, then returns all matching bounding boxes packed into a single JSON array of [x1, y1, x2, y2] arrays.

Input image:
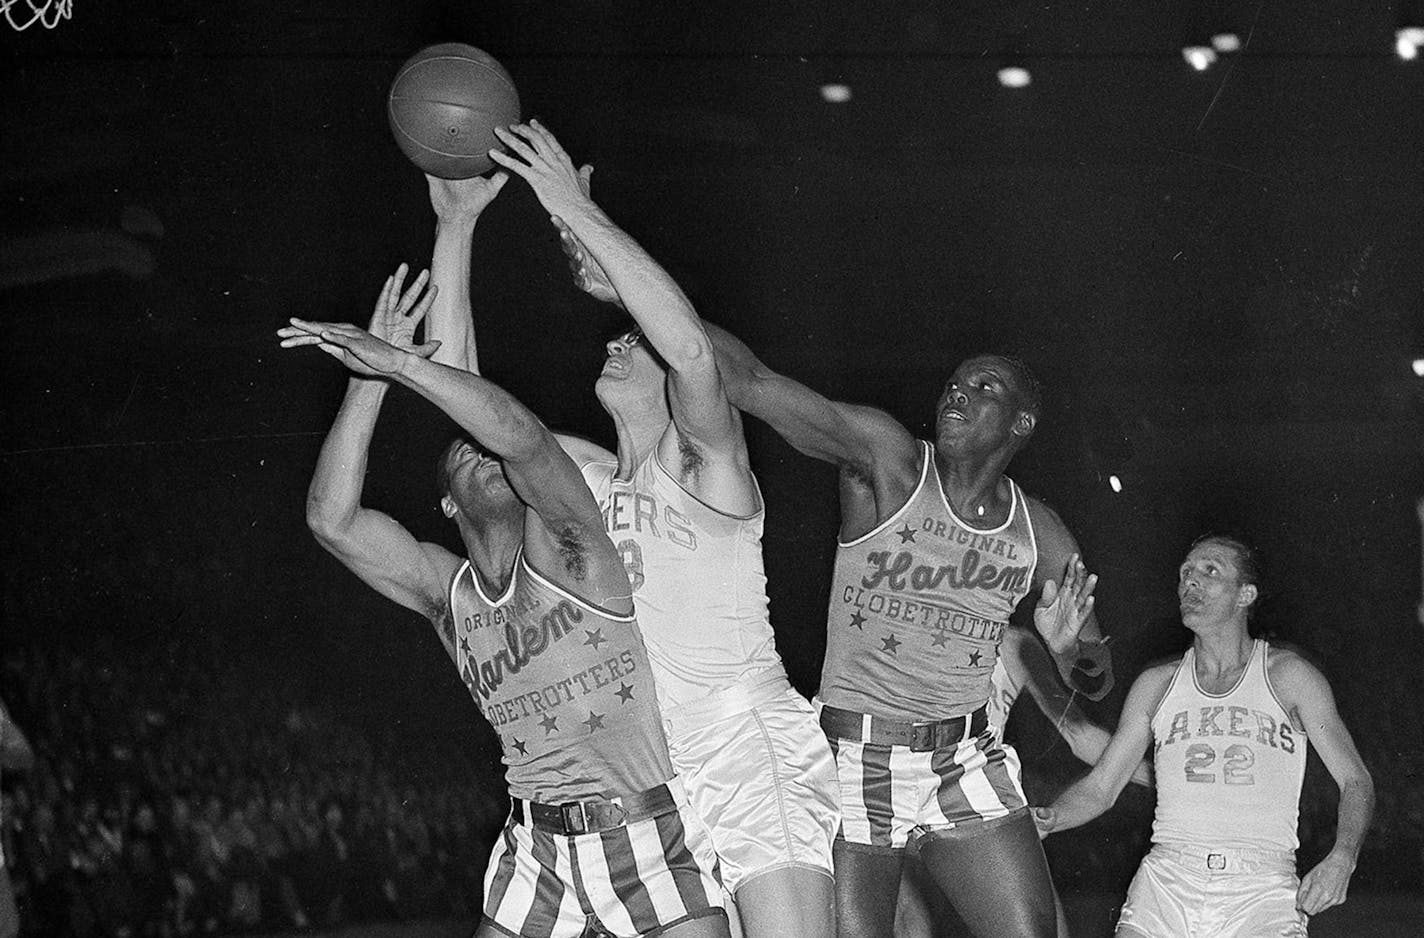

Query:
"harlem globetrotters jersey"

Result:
[[820, 440, 1038, 722], [1150, 639, 1307, 853], [440, 552, 673, 804], [580, 453, 784, 710]]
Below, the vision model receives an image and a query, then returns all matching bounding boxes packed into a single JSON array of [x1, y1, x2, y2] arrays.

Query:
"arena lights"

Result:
[[1182, 44, 1217, 71], [997, 65, 1032, 88], [1398, 26, 1424, 60], [1108, 475, 1124, 494], [1411, 357, 1424, 377], [819, 83, 852, 103]]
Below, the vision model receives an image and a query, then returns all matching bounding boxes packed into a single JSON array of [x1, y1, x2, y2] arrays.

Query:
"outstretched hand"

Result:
[[488, 120, 594, 222], [553, 208, 621, 307], [1030, 806, 1056, 839], [1033, 554, 1097, 655], [277, 264, 440, 377], [426, 172, 509, 222]]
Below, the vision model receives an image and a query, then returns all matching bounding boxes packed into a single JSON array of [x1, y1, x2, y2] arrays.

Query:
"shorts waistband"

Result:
[[662, 667, 794, 731], [511, 781, 677, 836], [1150, 842, 1296, 874], [816, 701, 988, 751]]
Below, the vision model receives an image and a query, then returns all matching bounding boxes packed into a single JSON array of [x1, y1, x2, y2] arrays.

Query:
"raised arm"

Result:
[[1033, 663, 1173, 836], [1273, 651, 1375, 916], [422, 173, 508, 374], [491, 123, 741, 450], [283, 312, 628, 607], [1028, 499, 1114, 700], [281, 267, 459, 622]]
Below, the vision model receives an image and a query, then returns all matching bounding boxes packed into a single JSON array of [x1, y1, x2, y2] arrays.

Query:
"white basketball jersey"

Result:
[[581, 452, 784, 710], [1150, 640, 1307, 852]]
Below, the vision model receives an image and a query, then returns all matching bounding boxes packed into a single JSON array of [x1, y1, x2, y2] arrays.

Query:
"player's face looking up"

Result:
[[934, 355, 1038, 453], [595, 328, 667, 407], [437, 439, 516, 520], [1177, 539, 1257, 627]]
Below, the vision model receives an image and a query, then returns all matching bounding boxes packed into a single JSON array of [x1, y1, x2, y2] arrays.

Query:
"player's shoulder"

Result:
[[1264, 641, 1331, 694], [1128, 656, 1185, 707], [1020, 493, 1073, 542]]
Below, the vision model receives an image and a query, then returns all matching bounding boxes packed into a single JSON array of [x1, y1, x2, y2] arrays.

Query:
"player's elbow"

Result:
[[305, 492, 354, 550], [668, 333, 716, 375]]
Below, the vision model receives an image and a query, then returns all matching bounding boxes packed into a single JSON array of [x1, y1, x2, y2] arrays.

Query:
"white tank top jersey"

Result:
[[820, 440, 1039, 721], [580, 453, 785, 711], [1149, 639, 1307, 852]]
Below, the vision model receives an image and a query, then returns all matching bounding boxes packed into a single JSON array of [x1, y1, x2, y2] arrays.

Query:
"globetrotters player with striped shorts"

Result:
[[707, 334, 1116, 938], [286, 240, 728, 934], [1036, 535, 1375, 937]]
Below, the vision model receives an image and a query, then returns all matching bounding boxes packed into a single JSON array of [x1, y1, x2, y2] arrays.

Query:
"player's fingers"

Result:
[[577, 164, 594, 197], [407, 284, 439, 325], [487, 171, 510, 193], [277, 335, 324, 348], [494, 125, 539, 163], [486, 147, 527, 175], [396, 269, 431, 316], [372, 274, 396, 315]]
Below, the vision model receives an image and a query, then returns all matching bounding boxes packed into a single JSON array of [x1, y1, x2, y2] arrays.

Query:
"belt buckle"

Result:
[[910, 723, 935, 751], [1207, 852, 1226, 871], [560, 802, 588, 835]]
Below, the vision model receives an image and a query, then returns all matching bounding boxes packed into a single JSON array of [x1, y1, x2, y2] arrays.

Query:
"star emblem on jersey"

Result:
[[615, 682, 635, 703], [512, 738, 528, 756], [583, 711, 605, 732], [896, 524, 918, 544], [881, 634, 902, 655], [930, 631, 949, 647], [849, 610, 866, 630], [968, 650, 983, 667], [459, 635, 470, 655], [539, 714, 559, 735], [583, 628, 608, 650]]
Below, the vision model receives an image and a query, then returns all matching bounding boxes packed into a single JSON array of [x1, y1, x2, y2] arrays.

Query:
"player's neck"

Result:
[[610, 409, 667, 481], [459, 515, 522, 596], [933, 446, 1012, 524], [1192, 625, 1253, 679]]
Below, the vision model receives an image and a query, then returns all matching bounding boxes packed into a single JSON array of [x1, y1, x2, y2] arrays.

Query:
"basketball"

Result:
[[387, 43, 521, 179]]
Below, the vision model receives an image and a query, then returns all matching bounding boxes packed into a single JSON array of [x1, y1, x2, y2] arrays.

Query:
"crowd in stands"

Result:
[[0, 632, 506, 937], [1, 629, 1420, 937]]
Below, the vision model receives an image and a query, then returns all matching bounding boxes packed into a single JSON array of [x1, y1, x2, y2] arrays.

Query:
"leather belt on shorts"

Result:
[[512, 783, 676, 836], [818, 704, 988, 751]]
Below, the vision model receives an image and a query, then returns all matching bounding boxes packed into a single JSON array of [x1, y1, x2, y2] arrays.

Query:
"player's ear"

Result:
[[440, 494, 458, 518], [1013, 410, 1037, 439], [1236, 583, 1258, 609]]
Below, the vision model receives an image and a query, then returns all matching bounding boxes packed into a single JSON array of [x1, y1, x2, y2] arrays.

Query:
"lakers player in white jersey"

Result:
[[1035, 535, 1374, 936], [416, 122, 838, 938]]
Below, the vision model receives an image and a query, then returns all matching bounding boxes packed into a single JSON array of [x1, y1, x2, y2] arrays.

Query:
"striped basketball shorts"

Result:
[[816, 700, 1027, 850], [481, 776, 727, 938], [664, 669, 840, 893], [1117, 843, 1307, 938]]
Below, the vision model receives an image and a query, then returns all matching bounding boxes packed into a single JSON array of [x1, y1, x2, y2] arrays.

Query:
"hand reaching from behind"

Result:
[[1034, 554, 1098, 656], [278, 264, 439, 377], [554, 212, 621, 307]]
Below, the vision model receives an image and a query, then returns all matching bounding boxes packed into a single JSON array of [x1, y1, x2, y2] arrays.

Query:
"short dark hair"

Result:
[[1190, 532, 1262, 591], [997, 354, 1042, 418], [434, 437, 468, 499]]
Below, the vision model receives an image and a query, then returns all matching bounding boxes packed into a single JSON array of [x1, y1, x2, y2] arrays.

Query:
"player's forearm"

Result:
[[306, 378, 388, 543], [1044, 777, 1118, 834], [1329, 772, 1375, 864], [426, 214, 480, 373], [395, 354, 547, 463], [559, 202, 714, 374]]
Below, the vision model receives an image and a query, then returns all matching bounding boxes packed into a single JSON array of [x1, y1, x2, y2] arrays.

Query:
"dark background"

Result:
[[3, 0, 1422, 893]]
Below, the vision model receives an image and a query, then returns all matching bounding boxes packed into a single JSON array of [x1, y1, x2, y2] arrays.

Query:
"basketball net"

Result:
[[3, 0, 72, 31]]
